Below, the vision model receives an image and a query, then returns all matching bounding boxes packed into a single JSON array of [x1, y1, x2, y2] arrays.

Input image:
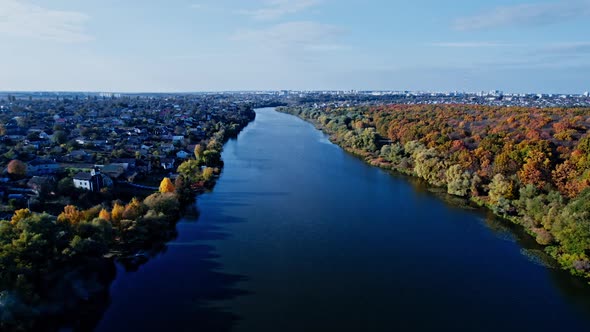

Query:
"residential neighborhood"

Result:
[[0, 93, 255, 215]]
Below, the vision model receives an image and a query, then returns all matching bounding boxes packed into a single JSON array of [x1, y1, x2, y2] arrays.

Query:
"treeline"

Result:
[[278, 105, 590, 280]]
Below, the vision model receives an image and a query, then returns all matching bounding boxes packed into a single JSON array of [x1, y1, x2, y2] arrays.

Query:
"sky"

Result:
[[0, 0, 589, 93]]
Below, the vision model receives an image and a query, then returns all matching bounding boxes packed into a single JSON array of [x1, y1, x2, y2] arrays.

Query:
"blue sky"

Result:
[[1, 0, 589, 93]]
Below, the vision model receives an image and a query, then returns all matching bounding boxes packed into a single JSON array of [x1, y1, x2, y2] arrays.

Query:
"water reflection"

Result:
[[93, 209, 250, 332]]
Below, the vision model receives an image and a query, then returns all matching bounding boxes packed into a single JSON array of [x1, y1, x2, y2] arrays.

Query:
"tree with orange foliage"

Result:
[[7, 159, 27, 177], [111, 202, 125, 222], [122, 197, 145, 220], [57, 205, 84, 224], [98, 208, 111, 221], [159, 177, 176, 193], [518, 150, 551, 189]]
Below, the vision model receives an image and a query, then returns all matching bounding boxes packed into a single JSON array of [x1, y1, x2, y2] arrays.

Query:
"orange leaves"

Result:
[[111, 203, 125, 223], [98, 209, 111, 221], [57, 205, 84, 224], [7, 159, 26, 176]]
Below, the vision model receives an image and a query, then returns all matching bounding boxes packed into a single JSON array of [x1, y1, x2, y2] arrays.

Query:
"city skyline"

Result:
[[1, 0, 589, 93]]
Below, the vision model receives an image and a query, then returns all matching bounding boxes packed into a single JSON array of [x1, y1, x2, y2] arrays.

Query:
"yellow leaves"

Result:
[[194, 144, 204, 160], [202, 167, 214, 181], [159, 177, 176, 193], [11, 209, 31, 224]]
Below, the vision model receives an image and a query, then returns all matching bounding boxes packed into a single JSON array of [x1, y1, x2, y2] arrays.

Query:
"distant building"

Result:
[[101, 164, 126, 179], [160, 158, 175, 170], [73, 169, 112, 192], [27, 159, 60, 176], [176, 150, 190, 159], [584, 91, 589, 97]]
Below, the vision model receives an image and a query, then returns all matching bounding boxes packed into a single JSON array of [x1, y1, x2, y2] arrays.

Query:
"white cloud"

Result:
[[542, 41, 590, 53], [454, 0, 590, 30], [238, 0, 321, 20], [429, 42, 513, 48], [0, 0, 91, 42], [231, 21, 344, 52]]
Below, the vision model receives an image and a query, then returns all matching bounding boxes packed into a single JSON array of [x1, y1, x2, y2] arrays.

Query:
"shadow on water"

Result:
[[89, 207, 251, 332], [398, 168, 590, 319]]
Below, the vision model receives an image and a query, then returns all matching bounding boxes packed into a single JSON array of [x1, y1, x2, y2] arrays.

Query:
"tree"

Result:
[[202, 167, 215, 182], [518, 150, 551, 189], [144, 192, 180, 215], [98, 209, 111, 221], [488, 174, 515, 204], [111, 203, 125, 223], [57, 205, 85, 224], [159, 177, 176, 193], [194, 144, 204, 160], [446, 165, 472, 197], [122, 197, 145, 220], [52, 130, 68, 144], [553, 189, 590, 254], [7, 160, 27, 177], [202, 150, 222, 166], [177, 160, 201, 183], [11, 209, 32, 224], [414, 148, 447, 186]]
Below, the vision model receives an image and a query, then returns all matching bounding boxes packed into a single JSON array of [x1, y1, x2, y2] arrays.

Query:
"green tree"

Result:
[[52, 130, 68, 144]]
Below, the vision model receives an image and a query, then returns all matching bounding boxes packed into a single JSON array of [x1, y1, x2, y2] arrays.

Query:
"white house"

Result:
[[160, 158, 175, 170], [73, 169, 108, 192]]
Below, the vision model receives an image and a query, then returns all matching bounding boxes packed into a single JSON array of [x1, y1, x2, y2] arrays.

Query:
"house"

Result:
[[113, 158, 137, 169], [69, 150, 89, 159], [160, 158, 175, 170], [176, 150, 190, 159], [73, 169, 103, 192], [27, 176, 55, 194], [101, 164, 126, 179], [27, 159, 60, 176], [160, 143, 175, 154]]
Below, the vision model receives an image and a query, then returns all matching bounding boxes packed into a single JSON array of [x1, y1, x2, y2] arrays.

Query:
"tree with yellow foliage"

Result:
[[159, 177, 176, 193], [11, 208, 31, 224], [202, 167, 215, 182]]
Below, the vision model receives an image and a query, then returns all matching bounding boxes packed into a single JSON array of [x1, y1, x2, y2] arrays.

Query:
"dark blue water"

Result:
[[95, 108, 590, 332]]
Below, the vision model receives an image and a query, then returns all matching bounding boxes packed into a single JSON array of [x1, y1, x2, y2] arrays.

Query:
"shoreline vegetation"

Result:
[[0, 107, 256, 331], [277, 105, 590, 282]]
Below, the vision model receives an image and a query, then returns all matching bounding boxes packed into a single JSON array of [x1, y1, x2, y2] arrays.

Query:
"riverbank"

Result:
[[277, 105, 590, 282]]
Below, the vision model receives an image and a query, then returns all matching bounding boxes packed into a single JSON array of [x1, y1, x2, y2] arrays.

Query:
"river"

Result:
[[94, 108, 590, 332]]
